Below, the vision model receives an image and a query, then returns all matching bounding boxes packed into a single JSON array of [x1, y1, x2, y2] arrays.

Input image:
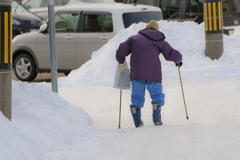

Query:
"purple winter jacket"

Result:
[[116, 28, 182, 83]]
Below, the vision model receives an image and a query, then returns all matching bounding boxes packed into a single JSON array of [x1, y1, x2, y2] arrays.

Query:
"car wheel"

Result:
[[14, 54, 37, 81], [64, 72, 70, 76]]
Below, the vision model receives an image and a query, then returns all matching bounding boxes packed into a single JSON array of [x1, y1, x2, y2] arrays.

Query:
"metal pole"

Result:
[[179, 0, 187, 20], [48, 0, 58, 93], [204, 0, 223, 60], [0, 0, 12, 121]]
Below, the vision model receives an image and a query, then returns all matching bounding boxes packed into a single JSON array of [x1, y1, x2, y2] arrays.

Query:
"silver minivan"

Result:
[[12, 3, 162, 81]]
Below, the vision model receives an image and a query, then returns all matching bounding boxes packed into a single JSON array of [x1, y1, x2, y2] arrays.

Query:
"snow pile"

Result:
[[0, 81, 93, 160], [59, 21, 240, 85]]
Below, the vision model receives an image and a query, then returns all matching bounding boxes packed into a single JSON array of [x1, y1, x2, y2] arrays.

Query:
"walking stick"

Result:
[[178, 66, 189, 119], [118, 89, 122, 129]]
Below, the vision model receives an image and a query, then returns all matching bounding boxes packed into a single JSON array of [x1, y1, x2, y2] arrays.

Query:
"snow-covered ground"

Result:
[[1, 21, 240, 160]]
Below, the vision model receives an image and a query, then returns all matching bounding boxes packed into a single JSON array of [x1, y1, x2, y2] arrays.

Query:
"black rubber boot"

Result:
[[152, 103, 163, 125], [130, 107, 143, 127]]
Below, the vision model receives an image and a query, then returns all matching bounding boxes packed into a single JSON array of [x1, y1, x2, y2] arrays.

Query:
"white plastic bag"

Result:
[[113, 61, 130, 90]]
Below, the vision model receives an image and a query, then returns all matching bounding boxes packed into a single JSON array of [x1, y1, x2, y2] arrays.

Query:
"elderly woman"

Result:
[[116, 20, 182, 127]]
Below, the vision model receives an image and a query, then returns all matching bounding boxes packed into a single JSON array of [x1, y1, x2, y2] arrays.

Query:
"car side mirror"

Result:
[[39, 23, 48, 33]]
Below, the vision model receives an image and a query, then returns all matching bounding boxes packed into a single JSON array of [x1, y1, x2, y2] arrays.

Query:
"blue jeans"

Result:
[[130, 80, 165, 108]]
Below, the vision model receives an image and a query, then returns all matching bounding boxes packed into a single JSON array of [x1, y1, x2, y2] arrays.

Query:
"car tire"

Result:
[[13, 54, 37, 81], [64, 72, 70, 76]]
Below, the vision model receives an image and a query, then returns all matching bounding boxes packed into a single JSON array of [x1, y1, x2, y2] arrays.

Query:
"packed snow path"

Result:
[[44, 79, 240, 160]]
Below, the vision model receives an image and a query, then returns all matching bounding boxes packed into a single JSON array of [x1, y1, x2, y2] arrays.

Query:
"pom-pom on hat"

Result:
[[145, 20, 159, 31]]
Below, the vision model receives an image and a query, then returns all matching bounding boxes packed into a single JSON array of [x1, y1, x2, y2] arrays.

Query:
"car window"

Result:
[[131, 0, 155, 5], [222, 0, 240, 18], [122, 11, 162, 28], [103, 14, 113, 32], [42, 0, 59, 7], [160, 0, 181, 19], [83, 13, 113, 32], [12, 1, 28, 12], [42, 0, 69, 7], [42, 0, 50, 7], [24, 0, 42, 9], [78, 0, 104, 2], [56, 0, 70, 6], [184, 0, 201, 19], [54, 13, 80, 33]]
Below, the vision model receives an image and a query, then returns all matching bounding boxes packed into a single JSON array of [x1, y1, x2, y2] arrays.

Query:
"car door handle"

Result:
[[100, 36, 110, 40], [65, 36, 73, 40]]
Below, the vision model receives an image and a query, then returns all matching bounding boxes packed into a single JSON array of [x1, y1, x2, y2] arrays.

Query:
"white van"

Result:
[[12, 3, 162, 81]]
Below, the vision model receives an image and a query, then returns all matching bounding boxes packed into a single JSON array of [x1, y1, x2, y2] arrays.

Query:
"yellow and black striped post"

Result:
[[0, 0, 12, 121], [204, 0, 223, 60]]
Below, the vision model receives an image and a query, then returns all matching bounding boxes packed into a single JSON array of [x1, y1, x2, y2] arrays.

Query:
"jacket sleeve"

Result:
[[116, 37, 132, 63], [160, 41, 182, 63]]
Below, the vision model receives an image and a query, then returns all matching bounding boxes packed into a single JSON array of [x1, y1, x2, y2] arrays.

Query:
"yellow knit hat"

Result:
[[145, 20, 159, 31]]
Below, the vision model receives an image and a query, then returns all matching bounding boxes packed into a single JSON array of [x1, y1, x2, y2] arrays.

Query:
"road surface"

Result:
[[12, 72, 66, 82]]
